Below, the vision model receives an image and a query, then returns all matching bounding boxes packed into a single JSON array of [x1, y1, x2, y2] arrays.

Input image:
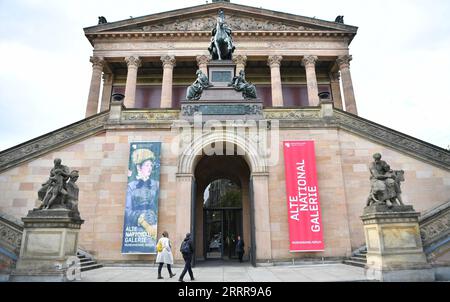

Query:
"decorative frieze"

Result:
[[263, 109, 321, 120], [335, 111, 450, 170], [122, 110, 180, 122], [0, 113, 108, 173], [141, 15, 318, 32]]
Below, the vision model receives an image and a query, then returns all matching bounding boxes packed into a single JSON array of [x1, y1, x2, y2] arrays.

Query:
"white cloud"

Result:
[[0, 0, 449, 151]]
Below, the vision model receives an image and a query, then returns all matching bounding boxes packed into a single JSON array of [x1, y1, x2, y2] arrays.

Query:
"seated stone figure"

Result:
[[366, 153, 405, 208], [186, 70, 213, 101], [228, 70, 257, 99], [37, 158, 81, 213]]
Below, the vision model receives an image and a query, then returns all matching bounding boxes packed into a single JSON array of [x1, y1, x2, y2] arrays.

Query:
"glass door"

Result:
[[223, 210, 242, 260], [204, 210, 223, 259]]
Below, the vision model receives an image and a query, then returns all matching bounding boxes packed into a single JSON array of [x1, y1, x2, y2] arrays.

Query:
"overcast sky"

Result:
[[0, 0, 449, 152]]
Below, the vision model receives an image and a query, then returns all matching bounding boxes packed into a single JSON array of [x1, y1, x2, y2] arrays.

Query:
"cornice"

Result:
[[334, 110, 450, 171], [85, 30, 354, 41], [0, 112, 109, 173], [0, 108, 447, 174], [84, 3, 357, 34]]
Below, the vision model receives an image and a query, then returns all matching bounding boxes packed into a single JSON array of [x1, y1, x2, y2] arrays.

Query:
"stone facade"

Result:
[[0, 121, 448, 263], [1, 2, 449, 267]]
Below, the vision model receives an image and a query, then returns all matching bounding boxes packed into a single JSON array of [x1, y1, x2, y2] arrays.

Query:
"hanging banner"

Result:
[[283, 141, 324, 252], [121, 142, 161, 254]]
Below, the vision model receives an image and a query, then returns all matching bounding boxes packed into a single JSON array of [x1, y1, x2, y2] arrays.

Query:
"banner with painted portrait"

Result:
[[121, 142, 161, 254]]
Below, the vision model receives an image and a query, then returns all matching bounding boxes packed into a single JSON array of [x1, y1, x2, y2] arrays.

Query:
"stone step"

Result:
[[80, 258, 91, 263], [80, 260, 97, 267], [351, 255, 367, 260], [80, 263, 103, 272], [350, 256, 366, 262], [343, 260, 366, 268]]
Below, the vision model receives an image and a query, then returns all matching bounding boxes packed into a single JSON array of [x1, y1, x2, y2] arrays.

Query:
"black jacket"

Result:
[[235, 239, 245, 253], [181, 235, 194, 255]]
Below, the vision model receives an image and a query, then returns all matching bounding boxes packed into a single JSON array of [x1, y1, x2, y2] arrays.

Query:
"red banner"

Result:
[[283, 141, 324, 252]]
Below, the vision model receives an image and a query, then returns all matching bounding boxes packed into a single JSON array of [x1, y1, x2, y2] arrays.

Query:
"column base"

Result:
[[10, 269, 70, 282], [365, 266, 435, 282]]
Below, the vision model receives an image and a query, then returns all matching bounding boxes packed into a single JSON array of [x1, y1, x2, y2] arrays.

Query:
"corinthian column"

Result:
[[233, 55, 247, 75], [160, 55, 176, 108], [330, 72, 343, 110], [124, 56, 142, 109], [337, 55, 358, 115], [302, 55, 320, 106], [100, 73, 113, 112], [196, 55, 211, 75], [267, 55, 284, 107], [85, 56, 105, 117]]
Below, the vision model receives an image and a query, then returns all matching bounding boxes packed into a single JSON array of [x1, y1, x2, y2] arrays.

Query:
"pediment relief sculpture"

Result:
[[139, 15, 324, 32]]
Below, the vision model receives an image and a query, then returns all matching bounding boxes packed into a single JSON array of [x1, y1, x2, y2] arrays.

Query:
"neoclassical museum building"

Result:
[[0, 1, 449, 271]]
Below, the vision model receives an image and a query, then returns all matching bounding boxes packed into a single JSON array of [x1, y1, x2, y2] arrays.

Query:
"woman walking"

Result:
[[156, 231, 176, 279]]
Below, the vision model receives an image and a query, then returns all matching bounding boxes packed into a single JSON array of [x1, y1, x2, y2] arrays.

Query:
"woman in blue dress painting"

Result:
[[123, 147, 160, 253]]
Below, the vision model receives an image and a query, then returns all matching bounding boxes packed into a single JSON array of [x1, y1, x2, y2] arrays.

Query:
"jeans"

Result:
[[179, 254, 194, 280]]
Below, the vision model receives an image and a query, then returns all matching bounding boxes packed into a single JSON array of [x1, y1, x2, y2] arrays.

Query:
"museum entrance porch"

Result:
[[193, 155, 252, 264]]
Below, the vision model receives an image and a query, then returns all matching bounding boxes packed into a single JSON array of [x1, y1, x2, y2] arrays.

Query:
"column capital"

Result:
[[232, 55, 248, 67], [90, 56, 105, 69], [267, 55, 283, 68], [329, 71, 341, 82], [161, 55, 176, 68], [337, 55, 353, 69], [196, 54, 211, 66], [125, 56, 142, 68], [302, 55, 318, 67]]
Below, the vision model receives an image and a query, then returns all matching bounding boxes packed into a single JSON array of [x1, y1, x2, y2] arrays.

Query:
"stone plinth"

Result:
[[361, 205, 434, 281], [10, 209, 84, 282], [207, 60, 235, 87], [180, 99, 263, 121]]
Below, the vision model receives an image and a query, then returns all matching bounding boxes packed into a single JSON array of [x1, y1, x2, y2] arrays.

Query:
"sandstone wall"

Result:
[[0, 127, 448, 262]]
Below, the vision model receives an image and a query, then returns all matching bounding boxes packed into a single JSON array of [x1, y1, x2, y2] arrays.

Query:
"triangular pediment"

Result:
[[84, 2, 357, 34]]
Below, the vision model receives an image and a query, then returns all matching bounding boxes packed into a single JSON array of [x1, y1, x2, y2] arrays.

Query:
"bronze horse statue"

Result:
[[208, 10, 235, 60]]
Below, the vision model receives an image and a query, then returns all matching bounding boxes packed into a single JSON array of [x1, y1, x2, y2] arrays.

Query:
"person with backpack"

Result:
[[178, 233, 195, 282], [156, 231, 176, 280]]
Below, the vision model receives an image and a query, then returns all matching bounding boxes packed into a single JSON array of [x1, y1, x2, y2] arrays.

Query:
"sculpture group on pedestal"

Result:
[[36, 158, 80, 217], [186, 70, 213, 101], [366, 153, 405, 208], [228, 70, 257, 99], [208, 9, 235, 60]]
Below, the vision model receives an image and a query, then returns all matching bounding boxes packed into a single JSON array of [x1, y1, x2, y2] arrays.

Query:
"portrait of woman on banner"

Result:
[[123, 145, 161, 254]]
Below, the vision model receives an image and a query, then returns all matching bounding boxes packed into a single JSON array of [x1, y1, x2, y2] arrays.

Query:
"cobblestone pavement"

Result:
[[77, 263, 368, 282]]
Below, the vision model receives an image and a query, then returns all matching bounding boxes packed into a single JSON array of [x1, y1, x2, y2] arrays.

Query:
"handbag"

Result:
[[156, 240, 163, 253]]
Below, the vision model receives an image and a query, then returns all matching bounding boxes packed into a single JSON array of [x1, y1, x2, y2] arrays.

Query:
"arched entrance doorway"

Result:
[[175, 130, 272, 266], [194, 155, 251, 262]]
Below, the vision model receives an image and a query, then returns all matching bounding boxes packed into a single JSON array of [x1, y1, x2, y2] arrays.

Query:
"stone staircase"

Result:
[[76, 250, 103, 272], [0, 211, 102, 279], [343, 247, 367, 268], [344, 201, 450, 269]]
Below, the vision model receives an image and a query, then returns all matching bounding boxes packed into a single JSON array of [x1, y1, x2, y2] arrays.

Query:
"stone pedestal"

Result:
[[10, 209, 84, 282], [207, 60, 235, 87], [361, 205, 435, 281], [181, 60, 263, 121]]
